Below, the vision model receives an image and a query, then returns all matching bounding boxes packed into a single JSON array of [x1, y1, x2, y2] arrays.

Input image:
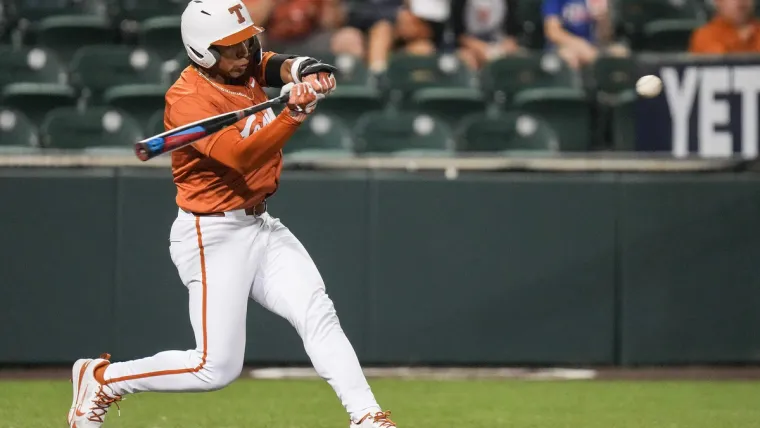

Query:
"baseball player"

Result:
[[67, 1, 396, 427]]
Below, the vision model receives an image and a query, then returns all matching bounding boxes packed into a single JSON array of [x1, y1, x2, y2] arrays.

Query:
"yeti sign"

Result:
[[636, 57, 760, 159]]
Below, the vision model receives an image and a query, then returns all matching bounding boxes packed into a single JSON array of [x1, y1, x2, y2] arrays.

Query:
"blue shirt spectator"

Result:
[[542, 0, 595, 46], [542, 0, 623, 69]]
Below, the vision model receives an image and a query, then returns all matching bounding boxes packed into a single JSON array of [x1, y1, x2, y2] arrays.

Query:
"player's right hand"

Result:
[[286, 82, 318, 115]]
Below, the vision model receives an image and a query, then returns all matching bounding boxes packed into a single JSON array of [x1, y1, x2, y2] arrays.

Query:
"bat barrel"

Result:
[[134, 93, 293, 161]]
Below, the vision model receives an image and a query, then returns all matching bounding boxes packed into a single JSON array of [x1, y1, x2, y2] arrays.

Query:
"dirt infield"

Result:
[[2, 366, 760, 381]]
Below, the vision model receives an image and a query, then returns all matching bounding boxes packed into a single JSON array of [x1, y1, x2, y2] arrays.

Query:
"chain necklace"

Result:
[[195, 68, 255, 102]]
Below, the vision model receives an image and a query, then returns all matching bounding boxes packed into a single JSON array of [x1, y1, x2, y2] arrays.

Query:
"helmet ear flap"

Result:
[[209, 46, 221, 64], [187, 44, 216, 68], [249, 35, 262, 65]]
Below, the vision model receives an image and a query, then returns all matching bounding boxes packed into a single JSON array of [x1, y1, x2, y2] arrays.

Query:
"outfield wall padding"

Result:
[[1, 169, 759, 365]]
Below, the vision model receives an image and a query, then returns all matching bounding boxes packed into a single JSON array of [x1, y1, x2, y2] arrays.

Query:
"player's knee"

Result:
[[205, 368, 242, 391], [196, 352, 244, 391], [204, 365, 243, 391]]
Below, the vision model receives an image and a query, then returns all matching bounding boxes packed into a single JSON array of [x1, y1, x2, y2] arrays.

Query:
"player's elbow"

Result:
[[225, 158, 252, 175], [228, 151, 273, 174], [206, 135, 272, 173]]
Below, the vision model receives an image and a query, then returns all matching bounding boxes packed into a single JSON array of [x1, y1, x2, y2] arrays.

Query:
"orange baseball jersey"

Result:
[[690, 16, 760, 54], [165, 52, 299, 213]]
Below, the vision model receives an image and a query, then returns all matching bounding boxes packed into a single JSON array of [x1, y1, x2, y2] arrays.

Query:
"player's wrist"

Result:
[[283, 107, 309, 123]]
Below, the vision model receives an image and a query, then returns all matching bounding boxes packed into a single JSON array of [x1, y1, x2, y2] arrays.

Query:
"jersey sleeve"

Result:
[[542, 0, 562, 18], [165, 94, 235, 156]]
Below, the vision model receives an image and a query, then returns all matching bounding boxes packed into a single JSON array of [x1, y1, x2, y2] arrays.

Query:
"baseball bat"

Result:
[[134, 92, 290, 161]]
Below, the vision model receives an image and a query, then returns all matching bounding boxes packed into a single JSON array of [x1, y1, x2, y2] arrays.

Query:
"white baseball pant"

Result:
[[102, 209, 380, 420]]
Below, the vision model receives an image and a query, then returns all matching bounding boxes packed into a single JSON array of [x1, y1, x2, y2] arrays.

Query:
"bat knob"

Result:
[[135, 144, 150, 161]]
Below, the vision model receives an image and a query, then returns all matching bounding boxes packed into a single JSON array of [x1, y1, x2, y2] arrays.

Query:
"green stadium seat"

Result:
[[316, 86, 385, 126], [1, 82, 77, 124], [0, 27, 10, 45], [610, 90, 637, 151], [146, 109, 165, 136], [284, 113, 354, 157], [618, 0, 706, 24], [641, 19, 702, 52], [456, 111, 560, 153], [515, 0, 545, 49], [512, 88, 591, 151], [385, 53, 475, 107], [10, 0, 96, 23], [139, 16, 182, 61], [481, 53, 577, 105], [103, 83, 167, 130], [593, 55, 636, 96], [0, 46, 66, 88], [0, 107, 40, 150], [617, 0, 706, 49], [411, 87, 486, 128], [117, 0, 186, 23], [70, 46, 164, 103], [40, 106, 143, 150], [36, 15, 118, 63], [354, 110, 454, 155], [165, 50, 191, 83]]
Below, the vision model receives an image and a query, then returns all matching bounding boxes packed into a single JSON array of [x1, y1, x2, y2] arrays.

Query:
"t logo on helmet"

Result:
[[228, 4, 245, 23]]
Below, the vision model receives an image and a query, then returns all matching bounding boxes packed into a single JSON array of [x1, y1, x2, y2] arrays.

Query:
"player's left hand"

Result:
[[303, 72, 336, 95], [295, 58, 338, 95]]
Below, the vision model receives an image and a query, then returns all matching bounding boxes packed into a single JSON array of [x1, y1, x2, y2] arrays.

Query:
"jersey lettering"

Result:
[[240, 115, 256, 138], [240, 108, 279, 137]]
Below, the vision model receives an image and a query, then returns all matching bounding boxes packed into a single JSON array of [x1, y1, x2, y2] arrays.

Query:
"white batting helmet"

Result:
[[181, 0, 264, 68]]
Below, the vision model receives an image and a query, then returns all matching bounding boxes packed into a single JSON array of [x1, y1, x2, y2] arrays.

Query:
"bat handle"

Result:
[[272, 91, 326, 108], [273, 92, 291, 104], [276, 87, 327, 104]]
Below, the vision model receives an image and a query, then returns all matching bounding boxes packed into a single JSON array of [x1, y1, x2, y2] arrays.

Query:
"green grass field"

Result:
[[0, 378, 758, 428]]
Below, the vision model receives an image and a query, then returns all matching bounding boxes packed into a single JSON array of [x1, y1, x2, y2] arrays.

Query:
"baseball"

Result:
[[636, 75, 663, 98]]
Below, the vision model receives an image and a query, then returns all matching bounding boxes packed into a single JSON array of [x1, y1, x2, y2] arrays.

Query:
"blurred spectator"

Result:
[[396, 0, 449, 56], [542, 0, 626, 70], [331, 0, 403, 74], [244, 0, 341, 55], [690, 0, 760, 54], [450, 0, 521, 70], [244, 0, 278, 27]]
